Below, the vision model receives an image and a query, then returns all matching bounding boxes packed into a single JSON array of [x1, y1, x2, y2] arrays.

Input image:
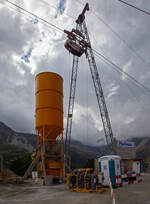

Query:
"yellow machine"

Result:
[[35, 72, 64, 181], [66, 168, 107, 193]]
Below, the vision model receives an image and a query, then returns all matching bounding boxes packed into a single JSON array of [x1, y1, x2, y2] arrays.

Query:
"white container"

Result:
[[32, 171, 38, 179], [132, 160, 141, 174], [98, 174, 104, 184], [98, 155, 121, 186]]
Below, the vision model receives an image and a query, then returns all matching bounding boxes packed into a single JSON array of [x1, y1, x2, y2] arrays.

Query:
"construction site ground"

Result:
[[0, 174, 150, 204]]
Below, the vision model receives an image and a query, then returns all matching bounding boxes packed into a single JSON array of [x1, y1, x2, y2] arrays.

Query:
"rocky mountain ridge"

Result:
[[0, 121, 36, 152], [0, 121, 150, 170]]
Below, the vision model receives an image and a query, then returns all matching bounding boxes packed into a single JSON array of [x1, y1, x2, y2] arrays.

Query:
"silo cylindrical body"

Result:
[[35, 72, 63, 138]]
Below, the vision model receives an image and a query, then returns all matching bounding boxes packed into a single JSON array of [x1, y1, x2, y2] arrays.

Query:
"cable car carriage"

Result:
[[65, 39, 86, 57], [64, 29, 88, 57]]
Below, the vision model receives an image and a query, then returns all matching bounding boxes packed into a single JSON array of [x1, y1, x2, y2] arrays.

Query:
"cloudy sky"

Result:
[[0, 0, 150, 146]]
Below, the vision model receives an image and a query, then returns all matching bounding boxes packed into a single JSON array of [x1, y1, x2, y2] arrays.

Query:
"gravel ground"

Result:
[[0, 174, 150, 204]]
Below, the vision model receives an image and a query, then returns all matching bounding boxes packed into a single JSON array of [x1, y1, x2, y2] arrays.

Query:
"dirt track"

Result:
[[0, 174, 150, 204]]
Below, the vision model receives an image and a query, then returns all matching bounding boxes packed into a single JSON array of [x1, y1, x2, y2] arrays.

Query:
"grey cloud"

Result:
[[0, 0, 150, 146], [0, 8, 36, 55]]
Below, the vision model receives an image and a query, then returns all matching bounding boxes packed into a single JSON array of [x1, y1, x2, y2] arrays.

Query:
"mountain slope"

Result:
[[0, 121, 36, 152], [0, 121, 150, 170]]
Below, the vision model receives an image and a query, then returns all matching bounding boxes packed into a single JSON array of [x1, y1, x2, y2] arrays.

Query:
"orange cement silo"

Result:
[[35, 72, 64, 181]]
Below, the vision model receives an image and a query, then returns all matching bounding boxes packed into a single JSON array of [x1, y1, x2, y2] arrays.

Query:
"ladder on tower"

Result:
[[64, 3, 114, 173], [23, 151, 41, 180], [65, 55, 79, 173]]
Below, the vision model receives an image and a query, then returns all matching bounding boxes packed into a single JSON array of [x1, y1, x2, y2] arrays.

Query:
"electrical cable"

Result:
[[5, 2, 65, 40], [93, 49, 150, 95], [91, 38, 150, 118], [75, 0, 150, 69], [5, 0, 64, 33], [5, 3, 37, 22], [90, 38, 150, 125], [91, 33, 150, 97], [94, 51, 150, 139], [92, 11, 150, 69], [4, 0, 150, 151], [123, 79, 150, 119], [39, 0, 76, 20], [118, 0, 150, 16], [6, 0, 76, 28], [37, 0, 76, 29], [4, 0, 150, 96], [3, 0, 150, 157]]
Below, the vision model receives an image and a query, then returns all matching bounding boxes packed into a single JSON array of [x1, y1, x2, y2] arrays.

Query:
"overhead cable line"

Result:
[[5, 2, 65, 36], [94, 47, 150, 119], [5, 3, 37, 22], [39, 0, 76, 20], [5, 4, 60, 36], [5, 0, 64, 33], [6, 0, 75, 26], [38, 0, 76, 28], [91, 34, 150, 96], [93, 49, 150, 95], [5, 0, 73, 37], [123, 79, 150, 119], [118, 0, 150, 16], [75, 0, 150, 69], [4, 0, 150, 96]]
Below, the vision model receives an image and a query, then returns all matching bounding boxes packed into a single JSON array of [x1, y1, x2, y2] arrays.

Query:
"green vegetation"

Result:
[[71, 146, 97, 169], [84, 158, 94, 169], [0, 122, 150, 173], [9, 154, 32, 176], [0, 143, 28, 167]]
